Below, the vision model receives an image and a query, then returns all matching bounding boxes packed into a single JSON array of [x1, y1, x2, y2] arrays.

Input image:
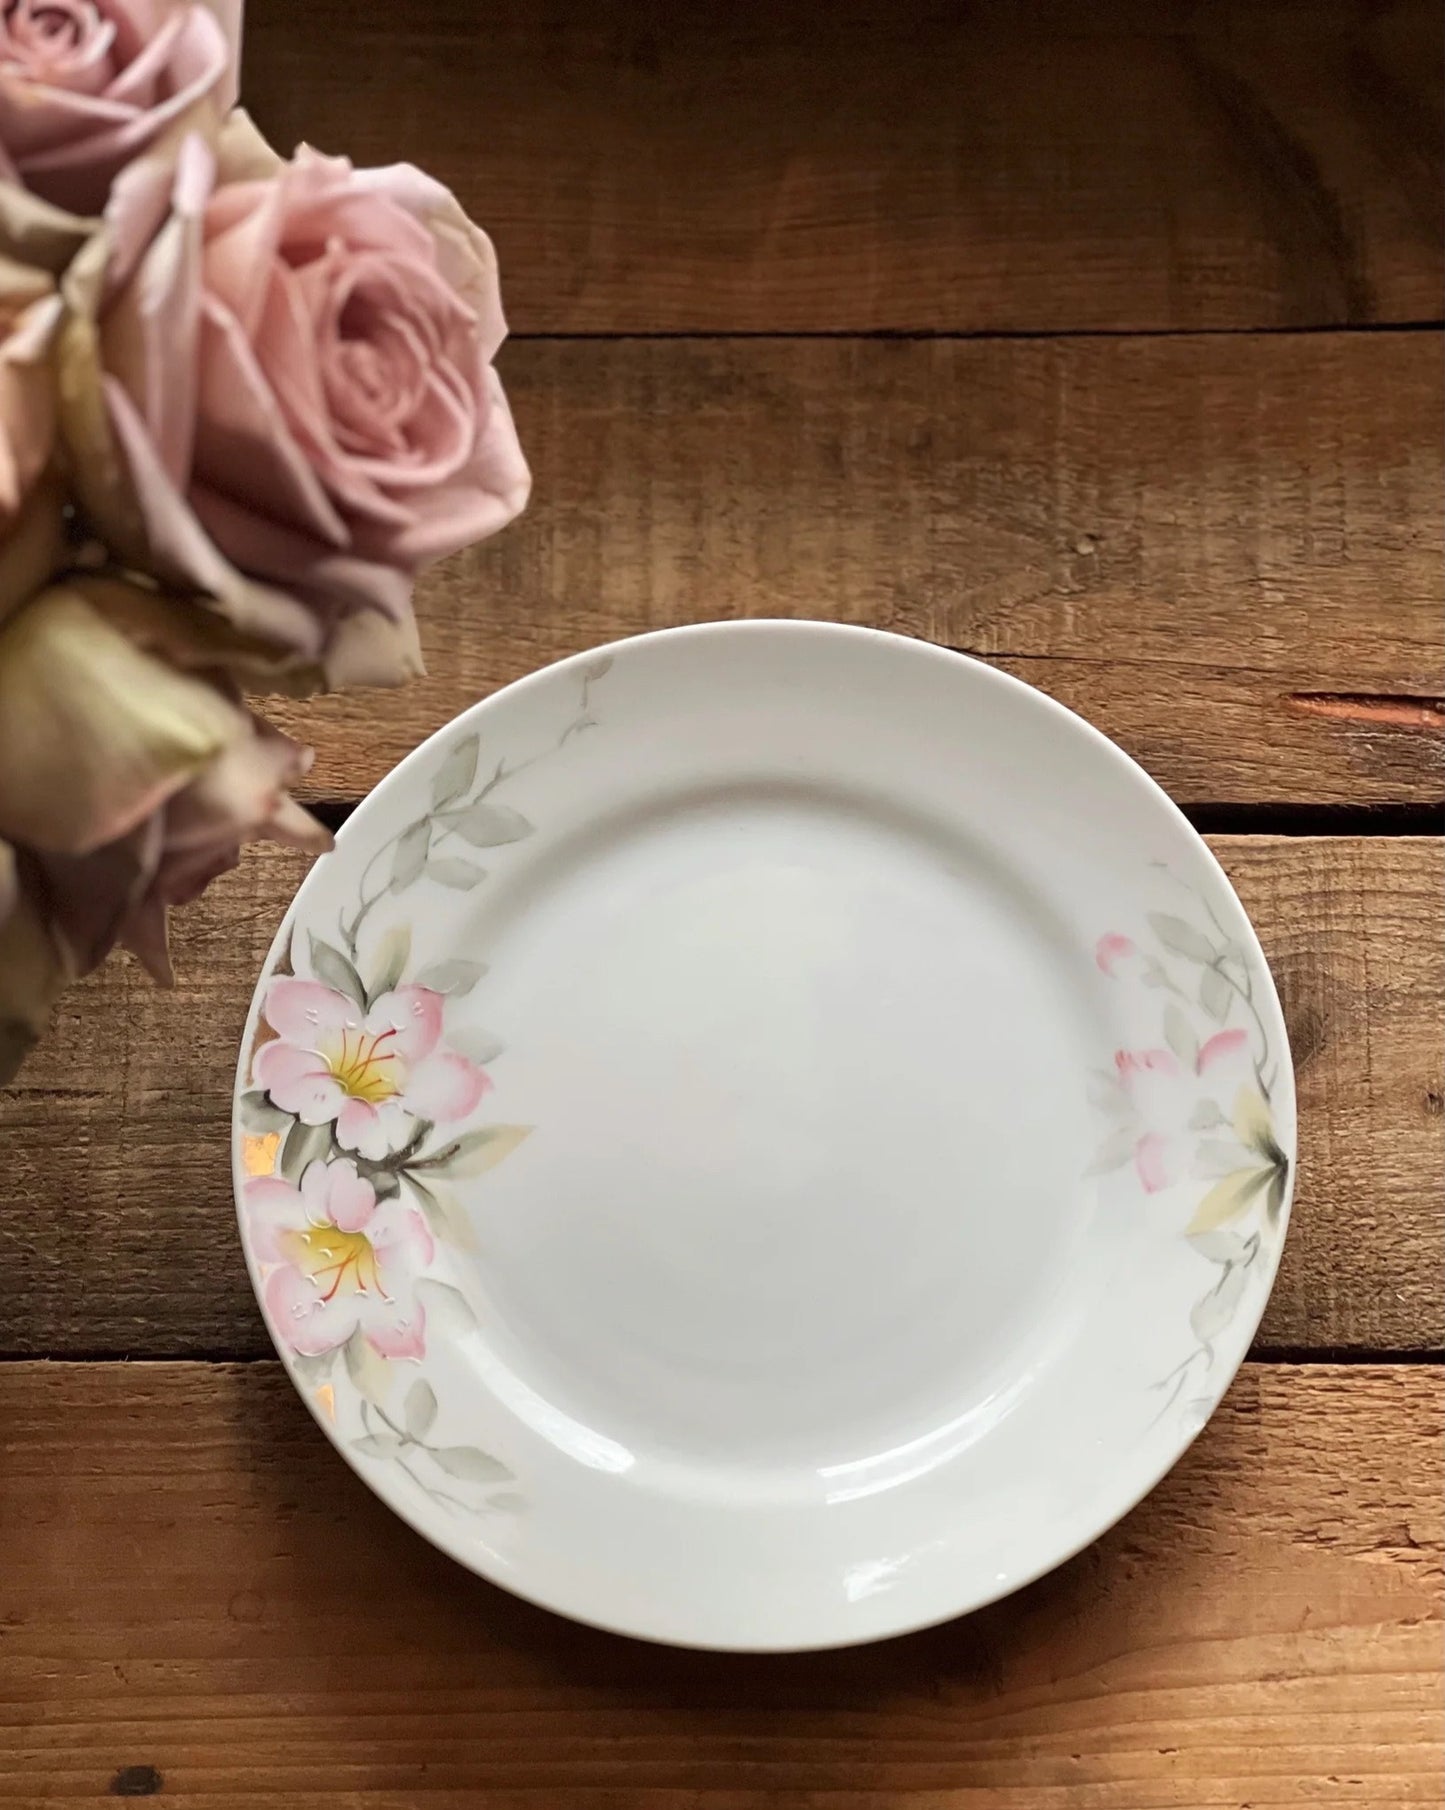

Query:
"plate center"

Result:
[[463, 781, 1097, 1476]]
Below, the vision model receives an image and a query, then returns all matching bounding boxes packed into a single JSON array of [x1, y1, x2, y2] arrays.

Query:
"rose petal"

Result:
[[194, 293, 349, 546], [0, 583, 237, 854], [100, 131, 211, 485], [202, 172, 289, 337], [351, 161, 508, 357], [102, 377, 326, 656], [102, 9, 186, 109], [27, 815, 161, 972], [0, 847, 73, 1085], [370, 369, 530, 567]]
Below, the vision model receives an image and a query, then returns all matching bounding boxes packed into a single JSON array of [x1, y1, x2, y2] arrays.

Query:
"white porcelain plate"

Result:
[[232, 621, 1294, 1650]]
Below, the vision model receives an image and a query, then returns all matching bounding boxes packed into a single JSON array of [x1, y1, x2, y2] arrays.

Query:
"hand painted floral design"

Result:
[[246, 1156, 433, 1359], [1188, 1084, 1290, 1235], [235, 659, 611, 1524], [255, 977, 489, 1160], [1090, 873, 1292, 1426], [1106, 1025, 1252, 1193]]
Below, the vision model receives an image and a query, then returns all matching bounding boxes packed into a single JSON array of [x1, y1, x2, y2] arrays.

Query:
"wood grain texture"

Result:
[[0, 1361, 1438, 1806], [263, 333, 1445, 806], [0, 838, 1438, 1359], [240, 0, 1444, 333]]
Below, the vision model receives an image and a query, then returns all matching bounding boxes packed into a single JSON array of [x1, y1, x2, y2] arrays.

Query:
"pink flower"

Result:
[[246, 1156, 433, 1360], [1095, 933, 1136, 976], [255, 975, 490, 1161], [1113, 1030, 1255, 1192], [60, 113, 530, 690], [1197, 1028, 1248, 1073], [0, 0, 239, 213]]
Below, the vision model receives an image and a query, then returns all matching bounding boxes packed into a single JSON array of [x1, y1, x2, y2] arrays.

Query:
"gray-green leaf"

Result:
[[1180, 1395, 1214, 1437], [404, 1379, 438, 1440], [291, 1348, 337, 1387], [405, 1175, 477, 1250], [431, 1446, 512, 1484], [239, 1089, 291, 1134], [427, 856, 487, 890], [308, 933, 366, 1007], [279, 1117, 334, 1182], [415, 1277, 479, 1335], [343, 1328, 391, 1406], [1199, 966, 1233, 1024], [415, 958, 487, 996], [1149, 912, 1218, 965], [366, 923, 412, 1004], [487, 1491, 526, 1513], [431, 734, 480, 809], [1188, 1227, 1250, 1266], [446, 800, 534, 848], [1194, 1137, 1255, 1178], [1190, 1261, 1249, 1346], [422, 1124, 531, 1180], [1164, 1002, 1198, 1068], [1086, 1125, 1138, 1176], [391, 819, 431, 892], [448, 1026, 504, 1067], [1188, 1099, 1224, 1131], [353, 1432, 406, 1459]]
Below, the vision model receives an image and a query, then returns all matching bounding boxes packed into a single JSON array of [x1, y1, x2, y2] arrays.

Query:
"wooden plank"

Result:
[[263, 333, 1444, 806], [0, 1361, 1438, 1806], [0, 838, 1437, 1359], [240, 0, 1444, 333]]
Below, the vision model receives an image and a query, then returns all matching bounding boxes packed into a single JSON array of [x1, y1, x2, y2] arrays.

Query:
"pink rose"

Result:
[[0, 0, 238, 213], [0, 182, 96, 620], [246, 1156, 434, 1360], [61, 115, 531, 691]]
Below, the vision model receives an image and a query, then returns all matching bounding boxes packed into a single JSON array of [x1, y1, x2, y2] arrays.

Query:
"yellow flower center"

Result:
[[323, 1028, 402, 1104], [280, 1224, 382, 1303]]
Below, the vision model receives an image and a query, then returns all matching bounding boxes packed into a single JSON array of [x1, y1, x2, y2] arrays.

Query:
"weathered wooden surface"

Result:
[[0, 1362, 1438, 1807], [0, 837, 1438, 1359], [2, 2, 1440, 1796], [263, 333, 1445, 805], [242, 0, 1444, 334]]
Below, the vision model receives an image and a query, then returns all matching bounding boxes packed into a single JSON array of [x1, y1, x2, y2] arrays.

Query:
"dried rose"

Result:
[[0, 573, 330, 1081]]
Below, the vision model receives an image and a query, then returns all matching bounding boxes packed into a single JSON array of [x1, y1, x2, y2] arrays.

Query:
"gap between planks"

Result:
[[502, 320, 1445, 344]]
